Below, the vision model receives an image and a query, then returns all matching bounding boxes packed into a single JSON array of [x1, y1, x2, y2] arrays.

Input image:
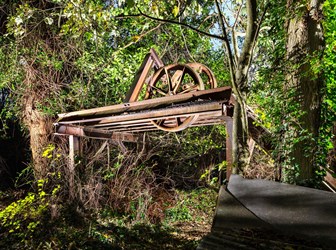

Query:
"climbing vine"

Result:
[[250, 0, 331, 186], [320, 0, 336, 174]]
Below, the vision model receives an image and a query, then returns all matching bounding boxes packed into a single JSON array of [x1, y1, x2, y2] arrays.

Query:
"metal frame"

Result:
[[54, 49, 266, 183], [54, 48, 336, 188], [124, 48, 164, 103]]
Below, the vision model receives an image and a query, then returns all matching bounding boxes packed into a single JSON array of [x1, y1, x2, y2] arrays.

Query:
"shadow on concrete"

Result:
[[198, 175, 336, 249]]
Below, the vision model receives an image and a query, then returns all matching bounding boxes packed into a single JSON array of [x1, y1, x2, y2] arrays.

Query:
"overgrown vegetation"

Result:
[[321, 0, 336, 175], [1, 126, 221, 248], [250, 0, 333, 186], [0, 0, 335, 248], [0, 151, 217, 249]]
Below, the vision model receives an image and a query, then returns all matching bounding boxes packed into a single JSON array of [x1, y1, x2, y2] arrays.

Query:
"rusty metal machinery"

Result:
[[54, 48, 336, 190], [56, 49, 230, 137], [143, 62, 218, 132]]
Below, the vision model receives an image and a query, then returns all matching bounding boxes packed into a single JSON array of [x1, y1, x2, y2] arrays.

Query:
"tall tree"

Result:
[[285, 0, 324, 182], [130, 0, 267, 174], [322, 0, 336, 175], [215, 0, 259, 174]]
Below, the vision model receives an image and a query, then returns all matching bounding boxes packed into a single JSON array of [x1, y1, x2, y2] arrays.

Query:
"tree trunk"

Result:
[[285, 0, 324, 182], [215, 0, 258, 175], [23, 95, 50, 179], [232, 97, 250, 174]]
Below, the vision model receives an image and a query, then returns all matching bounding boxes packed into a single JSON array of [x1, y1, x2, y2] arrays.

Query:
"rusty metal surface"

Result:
[[187, 62, 217, 89], [58, 86, 231, 121], [55, 93, 231, 137], [145, 63, 204, 98], [144, 63, 206, 131], [57, 48, 233, 136], [55, 86, 232, 140], [55, 49, 235, 178], [124, 49, 164, 103], [225, 118, 233, 180], [55, 125, 139, 142]]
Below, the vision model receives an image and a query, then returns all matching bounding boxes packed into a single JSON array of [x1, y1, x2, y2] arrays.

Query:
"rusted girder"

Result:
[[55, 125, 139, 142], [58, 86, 232, 121]]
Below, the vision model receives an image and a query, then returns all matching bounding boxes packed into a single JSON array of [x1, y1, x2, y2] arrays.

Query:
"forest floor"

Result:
[[0, 188, 217, 250]]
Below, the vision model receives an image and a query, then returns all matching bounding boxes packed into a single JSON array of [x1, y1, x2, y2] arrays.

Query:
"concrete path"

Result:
[[198, 175, 336, 249]]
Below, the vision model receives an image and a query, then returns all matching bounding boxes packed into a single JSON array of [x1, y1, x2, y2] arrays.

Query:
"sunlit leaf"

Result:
[[132, 35, 140, 42], [15, 16, 23, 25], [172, 5, 179, 17]]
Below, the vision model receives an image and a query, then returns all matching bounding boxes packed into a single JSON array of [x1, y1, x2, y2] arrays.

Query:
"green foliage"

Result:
[[164, 188, 216, 223], [165, 203, 192, 222], [0, 179, 51, 241], [0, 0, 223, 120], [0, 169, 216, 249], [181, 125, 226, 156], [42, 144, 56, 159], [250, 0, 332, 185], [321, 0, 336, 173]]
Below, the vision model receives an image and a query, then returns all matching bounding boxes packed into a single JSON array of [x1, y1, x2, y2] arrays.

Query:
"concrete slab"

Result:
[[198, 184, 326, 250], [212, 185, 270, 231], [228, 175, 336, 248]]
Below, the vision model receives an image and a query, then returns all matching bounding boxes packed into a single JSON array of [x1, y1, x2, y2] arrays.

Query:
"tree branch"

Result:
[[196, 13, 217, 31], [231, 4, 243, 65], [136, 9, 224, 41], [247, 3, 269, 72], [238, 0, 258, 72], [114, 23, 163, 53], [214, 0, 237, 82]]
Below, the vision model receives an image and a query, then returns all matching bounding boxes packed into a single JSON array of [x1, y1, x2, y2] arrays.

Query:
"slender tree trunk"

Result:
[[285, 0, 324, 182], [232, 0, 258, 174], [232, 96, 249, 174]]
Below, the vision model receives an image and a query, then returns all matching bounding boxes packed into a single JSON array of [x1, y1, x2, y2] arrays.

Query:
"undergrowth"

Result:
[[0, 187, 217, 250], [0, 131, 219, 249]]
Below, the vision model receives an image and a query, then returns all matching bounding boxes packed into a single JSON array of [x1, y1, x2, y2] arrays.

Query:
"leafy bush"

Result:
[[0, 179, 53, 242]]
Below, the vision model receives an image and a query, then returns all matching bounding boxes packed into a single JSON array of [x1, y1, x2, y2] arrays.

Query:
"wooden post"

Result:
[[69, 135, 80, 199]]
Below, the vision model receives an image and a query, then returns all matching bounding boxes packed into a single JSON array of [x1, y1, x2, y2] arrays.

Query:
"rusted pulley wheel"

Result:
[[145, 64, 204, 132], [186, 62, 217, 89]]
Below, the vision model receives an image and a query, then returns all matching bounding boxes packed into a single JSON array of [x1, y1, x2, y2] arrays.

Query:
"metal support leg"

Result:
[[69, 135, 80, 199], [225, 118, 233, 182]]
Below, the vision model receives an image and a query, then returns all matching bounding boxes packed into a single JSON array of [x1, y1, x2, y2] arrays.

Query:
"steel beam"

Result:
[[56, 125, 139, 142], [58, 86, 232, 121]]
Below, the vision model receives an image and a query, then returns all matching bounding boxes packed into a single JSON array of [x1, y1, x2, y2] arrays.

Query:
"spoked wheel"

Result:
[[187, 62, 217, 89], [145, 64, 204, 132]]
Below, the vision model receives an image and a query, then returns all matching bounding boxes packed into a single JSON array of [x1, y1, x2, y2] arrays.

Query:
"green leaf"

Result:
[[126, 0, 135, 8], [172, 6, 179, 17]]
